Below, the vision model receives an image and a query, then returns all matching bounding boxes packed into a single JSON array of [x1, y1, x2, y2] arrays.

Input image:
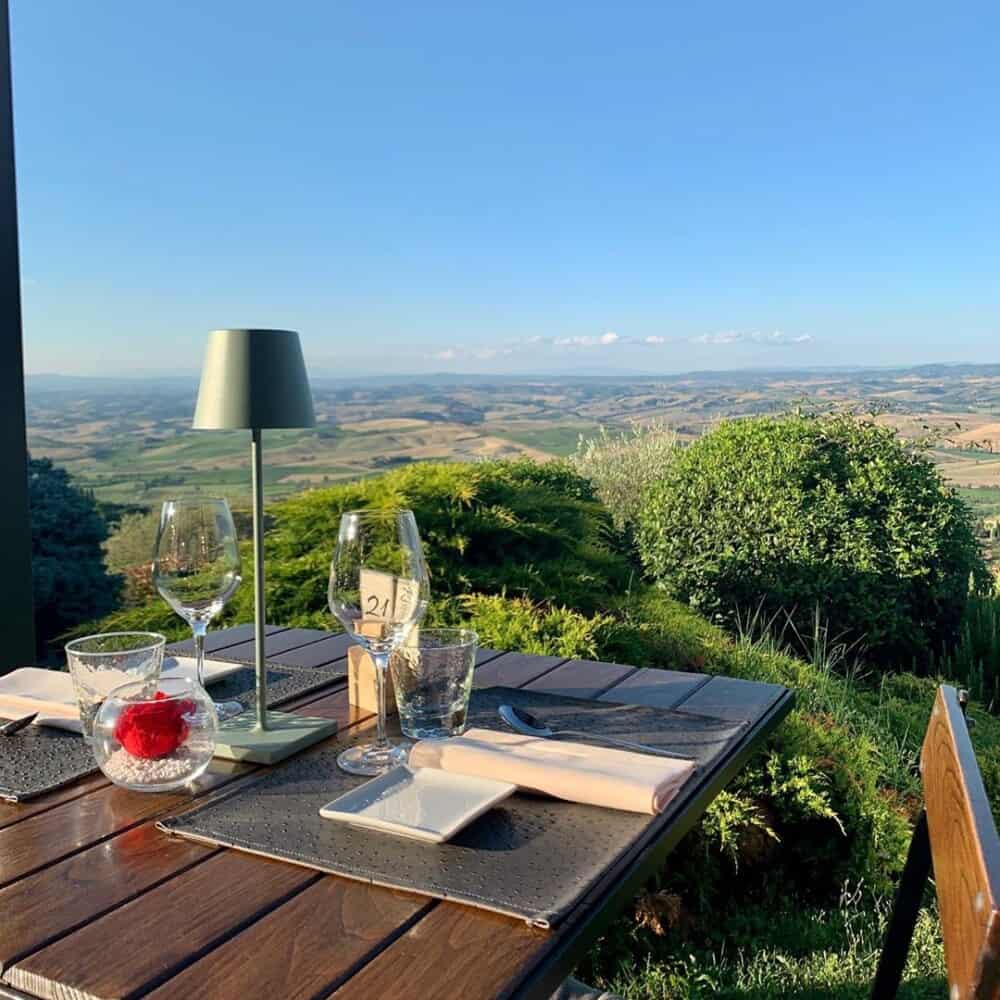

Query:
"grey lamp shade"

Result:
[[193, 329, 316, 430]]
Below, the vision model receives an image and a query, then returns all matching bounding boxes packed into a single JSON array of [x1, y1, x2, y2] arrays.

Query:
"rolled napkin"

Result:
[[0, 658, 246, 733], [408, 727, 696, 815]]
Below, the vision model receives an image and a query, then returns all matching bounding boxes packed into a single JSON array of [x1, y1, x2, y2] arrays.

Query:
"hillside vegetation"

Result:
[[93, 414, 1000, 997], [638, 413, 987, 668]]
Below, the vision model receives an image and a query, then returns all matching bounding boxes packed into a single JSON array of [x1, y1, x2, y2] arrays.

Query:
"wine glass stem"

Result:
[[192, 622, 207, 688], [372, 650, 390, 751]]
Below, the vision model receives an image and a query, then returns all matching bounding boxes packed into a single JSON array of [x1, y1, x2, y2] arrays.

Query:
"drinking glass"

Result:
[[328, 508, 430, 775], [390, 628, 478, 739], [153, 498, 243, 721], [64, 631, 165, 740]]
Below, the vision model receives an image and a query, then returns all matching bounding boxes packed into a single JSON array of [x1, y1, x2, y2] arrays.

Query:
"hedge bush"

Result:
[[248, 458, 630, 621], [637, 413, 987, 668], [85, 458, 631, 641]]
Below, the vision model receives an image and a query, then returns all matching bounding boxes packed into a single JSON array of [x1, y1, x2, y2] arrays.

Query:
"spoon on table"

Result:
[[497, 704, 695, 761], [0, 713, 37, 736]]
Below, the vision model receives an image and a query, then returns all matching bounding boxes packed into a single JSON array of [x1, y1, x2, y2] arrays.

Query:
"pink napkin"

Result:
[[408, 727, 696, 815]]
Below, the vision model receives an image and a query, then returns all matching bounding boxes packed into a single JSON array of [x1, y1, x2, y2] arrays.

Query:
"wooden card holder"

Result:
[[348, 644, 397, 715]]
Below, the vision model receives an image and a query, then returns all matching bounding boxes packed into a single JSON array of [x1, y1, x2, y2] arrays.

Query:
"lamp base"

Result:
[[213, 711, 338, 764]]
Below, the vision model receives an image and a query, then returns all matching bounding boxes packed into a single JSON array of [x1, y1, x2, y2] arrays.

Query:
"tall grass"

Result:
[[733, 603, 869, 719], [593, 887, 945, 999], [933, 591, 1000, 711], [736, 590, 1000, 717], [730, 603, 919, 796]]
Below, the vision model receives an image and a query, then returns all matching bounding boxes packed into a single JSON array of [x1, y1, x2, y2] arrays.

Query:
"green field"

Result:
[[492, 424, 600, 456], [958, 486, 1000, 520]]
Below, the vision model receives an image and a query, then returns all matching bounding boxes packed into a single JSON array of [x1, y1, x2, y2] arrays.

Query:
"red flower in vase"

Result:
[[114, 691, 196, 759]]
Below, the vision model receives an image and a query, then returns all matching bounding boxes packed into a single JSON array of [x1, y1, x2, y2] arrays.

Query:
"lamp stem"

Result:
[[251, 426, 268, 732]]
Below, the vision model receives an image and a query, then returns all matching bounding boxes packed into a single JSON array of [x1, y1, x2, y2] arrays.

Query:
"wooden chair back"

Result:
[[873, 685, 1000, 999], [922, 686, 1000, 999]]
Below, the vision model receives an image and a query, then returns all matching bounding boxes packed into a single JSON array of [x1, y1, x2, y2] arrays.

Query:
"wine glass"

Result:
[[153, 498, 244, 721], [328, 508, 430, 775]]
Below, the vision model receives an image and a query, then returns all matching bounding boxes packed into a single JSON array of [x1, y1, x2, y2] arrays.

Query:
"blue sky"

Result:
[[11, 1, 1000, 376]]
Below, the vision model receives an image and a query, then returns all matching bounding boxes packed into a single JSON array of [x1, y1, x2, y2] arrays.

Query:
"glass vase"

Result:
[[92, 676, 218, 792]]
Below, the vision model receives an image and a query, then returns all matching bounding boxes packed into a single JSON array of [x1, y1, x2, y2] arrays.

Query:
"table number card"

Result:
[[359, 568, 397, 622], [349, 569, 421, 712], [359, 569, 421, 626]]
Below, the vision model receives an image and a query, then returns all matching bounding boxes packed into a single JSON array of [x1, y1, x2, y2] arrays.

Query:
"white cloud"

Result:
[[432, 343, 519, 363], [431, 328, 810, 364], [693, 330, 744, 345], [752, 330, 813, 346], [692, 330, 812, 347], [554, 332, 621, 349]]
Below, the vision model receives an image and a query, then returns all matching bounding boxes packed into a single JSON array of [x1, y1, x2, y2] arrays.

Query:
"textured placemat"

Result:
[[0, 663, 345, 802], [159, 686, 748, 927], [209, 663, 345, 711], [177, 643, 349, 675], [0, 724, 97, 802]]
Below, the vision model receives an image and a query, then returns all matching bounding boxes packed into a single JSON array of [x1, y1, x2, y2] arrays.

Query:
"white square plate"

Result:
[[319, 765, 516, 844]]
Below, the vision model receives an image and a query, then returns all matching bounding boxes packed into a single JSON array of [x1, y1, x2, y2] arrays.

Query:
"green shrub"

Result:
[[430, 594, 611, 659], [87, 458, 634, 640], [573, 421, 679, 535], [232, 458, 631, 624], [637, 413, 987, 668]]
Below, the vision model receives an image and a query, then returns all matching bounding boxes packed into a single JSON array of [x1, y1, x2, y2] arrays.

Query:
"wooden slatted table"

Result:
[[0, 626, 792, 1000]]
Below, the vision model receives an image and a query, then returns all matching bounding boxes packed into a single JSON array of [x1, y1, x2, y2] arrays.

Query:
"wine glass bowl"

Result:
[[154, 498, 244, 721], [328, 508, 430, 775]]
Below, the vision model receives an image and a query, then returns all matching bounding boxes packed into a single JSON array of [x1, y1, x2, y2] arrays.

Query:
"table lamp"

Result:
[[193, 329, 337, 763]]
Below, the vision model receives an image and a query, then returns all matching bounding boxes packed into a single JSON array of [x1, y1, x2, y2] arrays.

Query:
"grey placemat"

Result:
[[180, 644, 349, 675], [158, 686, 747, 927], [0, 724, 97, 803], [210, 663, 345, 711], [0, 663, 345, 802]]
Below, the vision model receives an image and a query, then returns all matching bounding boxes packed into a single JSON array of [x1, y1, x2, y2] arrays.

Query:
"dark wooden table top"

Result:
[[0, 626, 792, 1000]]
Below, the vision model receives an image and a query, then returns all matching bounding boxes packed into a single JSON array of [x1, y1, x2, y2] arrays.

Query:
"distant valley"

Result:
[[25, 364, 1000, 523]]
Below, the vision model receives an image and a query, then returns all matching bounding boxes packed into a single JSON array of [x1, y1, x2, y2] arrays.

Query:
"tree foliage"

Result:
[[572, 420, 678, 535], [637, 413, 988, 667], [29, 457, 122, 653]]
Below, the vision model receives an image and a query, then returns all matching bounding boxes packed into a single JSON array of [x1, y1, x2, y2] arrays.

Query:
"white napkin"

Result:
[[0, 657, 246, 734], [409, 727, 697, 815]]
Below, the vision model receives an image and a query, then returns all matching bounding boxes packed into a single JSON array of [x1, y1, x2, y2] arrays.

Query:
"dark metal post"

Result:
[[251, 427, 268, 731], [0, 0, 36, 671], [871, 809, 933, 999]]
